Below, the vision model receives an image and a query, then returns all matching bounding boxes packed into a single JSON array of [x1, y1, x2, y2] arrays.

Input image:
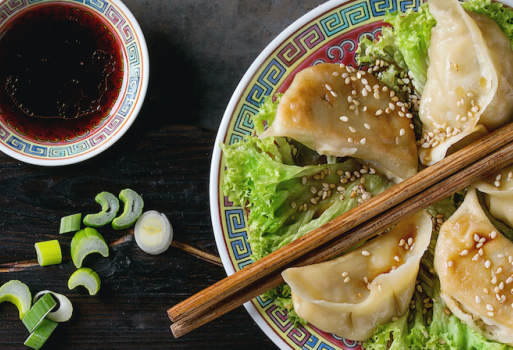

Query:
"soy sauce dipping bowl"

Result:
[[0, 0, 149, 166]]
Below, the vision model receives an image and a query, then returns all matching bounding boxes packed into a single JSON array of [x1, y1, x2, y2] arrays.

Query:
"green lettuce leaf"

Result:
[[462, 0, 513, 50]]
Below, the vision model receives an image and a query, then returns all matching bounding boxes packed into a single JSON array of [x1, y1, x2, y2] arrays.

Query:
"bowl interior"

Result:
[[0, 0, 147, 165]]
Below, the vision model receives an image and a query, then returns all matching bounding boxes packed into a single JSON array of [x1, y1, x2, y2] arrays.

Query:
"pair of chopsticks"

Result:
[[168, 122, 513, 338]]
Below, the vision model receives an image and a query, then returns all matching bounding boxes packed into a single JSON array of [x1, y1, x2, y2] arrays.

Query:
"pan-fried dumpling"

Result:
[[418, 0, 513, 165], [434, 187, 513, 346], [474, 165, 513, 228], [259, 63, 418, 181], [282, 211, 432, 341]]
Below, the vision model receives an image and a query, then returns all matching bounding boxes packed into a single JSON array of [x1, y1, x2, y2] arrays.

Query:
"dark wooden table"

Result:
[[0, 1, 327, 349]]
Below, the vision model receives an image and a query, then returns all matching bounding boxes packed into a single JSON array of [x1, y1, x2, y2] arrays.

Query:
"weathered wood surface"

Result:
[[0, 125, 276, 349], [0, 1, 331, 348]]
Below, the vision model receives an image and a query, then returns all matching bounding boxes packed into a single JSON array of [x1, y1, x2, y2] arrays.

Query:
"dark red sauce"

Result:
[[0, 4, 124, 120]]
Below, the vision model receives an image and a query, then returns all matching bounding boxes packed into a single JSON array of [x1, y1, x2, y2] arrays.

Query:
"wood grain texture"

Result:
[[0, 125, 274, 349]]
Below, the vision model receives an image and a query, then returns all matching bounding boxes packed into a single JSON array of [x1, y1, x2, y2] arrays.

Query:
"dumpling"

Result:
[[474, 165, 513, 228], [418, 0, 513, 165], [434, 187, 513, 346], [259, 63, 418, 181], [282, 211, 432, 341]]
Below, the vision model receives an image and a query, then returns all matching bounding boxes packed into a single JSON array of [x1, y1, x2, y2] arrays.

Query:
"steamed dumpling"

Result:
[[434, 187, 513, 346], [259, 63, 418, 181], [282, 211, 432, 341], [418, 0, 513, 165], [474, 165, 513, 228]]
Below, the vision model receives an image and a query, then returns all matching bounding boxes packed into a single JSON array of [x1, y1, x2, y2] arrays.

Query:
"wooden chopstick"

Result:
[[168, 122, 513, 327], [170, 137, 513, 338]]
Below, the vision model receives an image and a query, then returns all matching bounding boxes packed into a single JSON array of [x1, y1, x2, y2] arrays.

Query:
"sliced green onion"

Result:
[[22, 293, 56, 333], [134, 210, 173, 255], [59, 213, 82, 234], [0, 280, 32, 319], [112, 188, 144, 230], [24, 318, 58, 350], [34, 291, 73, 322], [34, 240, 62, 266], [68, 267, 101, 295], [70, 227, 109, 268], [83, 191, 120, 228]]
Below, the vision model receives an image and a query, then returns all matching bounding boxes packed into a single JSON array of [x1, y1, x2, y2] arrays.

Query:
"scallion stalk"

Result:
[[24, 319, 58, 350], [68, 267, 101, 295], [22, 293, 56, 333], [33, 291, 73, 323], [34, 240, 62, 266], [83, 191, 120, 228], [59, 213, 82, 234], [0, 280, 32, 319], [112, 189, 144, 230], [70, 227, 109, 268]]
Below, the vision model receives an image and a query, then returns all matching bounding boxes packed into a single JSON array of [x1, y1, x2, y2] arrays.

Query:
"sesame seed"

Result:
[[474, 234, 480, 242], [351, 76, 357, 81], [484, 287, 489, 294], [357, 72, 361, 79], [497, 174, 502, 181], [376, 109, 383, 116], [361, 78, 368, 85], [500, 282, 505, 290], [467, 92, 475, 97], [492, 276, 498, 284], [395, 137, 400, 145], [461, 117, 468, 122], [399, 239, 405, 247], [302, 177, 307, 185], [310, 198, 317, 205], [325, 84, 332, 91], [332, 71, 340, 76], [291, 202, 297, 209], [378, 283, 382, 291], [362, 250, 371, 256], [330, 91, 338, 97], [352, 90, 357, 95], [360, 138, 366, 145], [477, 242, 484, 249], [468, 111, 473, 118], [460, 249, 469, 256], [363, 106, 368, 112], [487, 312, 495, 317], [417, 285, 423, 293], [448, 260, 453, 267], [349, 126, 356, 133], [364, 123, 371, 129], [457, 101, 461, 108], [497, 267, 503, 274], [406, 113, 413, 119], [345, 77, 351, 84], [472, 254, 480, 261], [340, 116, 349, 122], [389, 103, 395, 110], [339, 194, 345, 201], [374, 92, 380, 99], [364, 277, 369, 283], [349, 105, 356, 110], [507, 277, 513, 284], [342, 272, 349, 277], [344, 277, 350, 283], [475, 295, 481, 303], [438, 339, 446, 345], [485, 260, 491, 269], [408, 237, 413, 246], [310, 186, 317, 194], [353, 100, 360, 105], [362, 89, 368, 97], [491, 231, 498, 239], [400, 128, 405, 136], [394, 256, 400, 262]]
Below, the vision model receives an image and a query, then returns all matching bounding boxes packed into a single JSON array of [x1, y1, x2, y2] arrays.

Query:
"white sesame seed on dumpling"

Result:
[[259, 63, 418, 182]]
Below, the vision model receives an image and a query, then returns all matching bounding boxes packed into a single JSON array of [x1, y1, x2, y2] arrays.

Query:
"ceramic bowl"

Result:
[[0, 0, 149, 166]]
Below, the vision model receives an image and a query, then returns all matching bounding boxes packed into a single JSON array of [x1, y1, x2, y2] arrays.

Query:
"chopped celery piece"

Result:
[[22, 293, 56, 333], [34, 240, 62, 266], [112, 188, 144, 230], [24, 318, 58, 350], [134, 210, 173, 255], [83, 191, 120, 228], [59, 213, 82, 234], [70, 227, 109, 268], [68, 267, 101, 295], [0, 280, 32, 319], [34, 291, 73, 322]]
